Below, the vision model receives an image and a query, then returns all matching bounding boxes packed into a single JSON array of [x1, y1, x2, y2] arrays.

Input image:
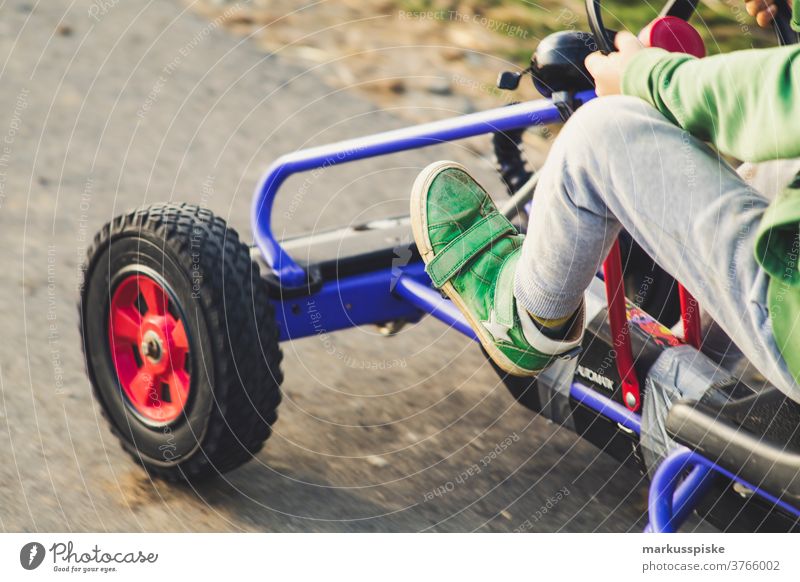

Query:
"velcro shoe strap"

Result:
[[494, 246, 522, 329], [426, 212, 515, 288]]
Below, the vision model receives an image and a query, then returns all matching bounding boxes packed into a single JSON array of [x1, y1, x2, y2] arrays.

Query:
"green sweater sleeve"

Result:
[[621, 45, 800, 162]]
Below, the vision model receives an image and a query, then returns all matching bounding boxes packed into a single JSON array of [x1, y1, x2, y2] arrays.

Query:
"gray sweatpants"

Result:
[[513, 95, 800, 403]]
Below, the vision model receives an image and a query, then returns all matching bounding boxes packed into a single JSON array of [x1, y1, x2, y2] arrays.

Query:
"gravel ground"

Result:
[[0, 0, 705, 532]]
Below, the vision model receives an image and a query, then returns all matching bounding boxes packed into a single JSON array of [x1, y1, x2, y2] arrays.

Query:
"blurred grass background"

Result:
[[400, 0, 776, 61], [192, 0, 781, 130]]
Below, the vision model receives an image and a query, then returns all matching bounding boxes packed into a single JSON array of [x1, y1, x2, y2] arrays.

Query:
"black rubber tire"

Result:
[[79, 203, 283, 482]]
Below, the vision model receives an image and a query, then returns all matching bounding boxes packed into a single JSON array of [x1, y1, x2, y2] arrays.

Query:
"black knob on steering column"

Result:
[[529, 31, 597, 98]]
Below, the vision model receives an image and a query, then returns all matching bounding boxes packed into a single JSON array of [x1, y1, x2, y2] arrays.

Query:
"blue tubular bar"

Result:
[[270, 260, 477, 342], [569, 381, 642, 435], [272, 262, 430, 341], [648, 447, 800, 533], [660, 463, 715, 532], [252, 91, 597, 287], [393, 275, 478, 340], [647, 453, 715, 533], [270, 260, 482, 342]]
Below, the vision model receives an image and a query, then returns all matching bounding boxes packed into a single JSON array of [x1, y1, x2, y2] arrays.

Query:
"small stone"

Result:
[[500, 510, 512, 520], [441, 47, 464, 62], [365, 455, 388, 468], [387, 79, 406, 95], [426, 78, 452, 96]]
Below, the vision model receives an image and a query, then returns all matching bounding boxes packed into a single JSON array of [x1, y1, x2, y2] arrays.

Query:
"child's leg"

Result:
[[515, 95, 797, 400]]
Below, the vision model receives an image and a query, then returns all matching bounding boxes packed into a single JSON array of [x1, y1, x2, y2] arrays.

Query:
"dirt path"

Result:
[[0, 0, 706, 532]]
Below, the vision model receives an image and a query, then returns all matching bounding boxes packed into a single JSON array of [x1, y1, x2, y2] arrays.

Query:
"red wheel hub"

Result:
[[108, 274, 191, 423]]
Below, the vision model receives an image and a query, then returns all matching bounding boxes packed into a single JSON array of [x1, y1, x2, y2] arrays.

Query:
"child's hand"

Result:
[[746, 0, 792, 27], [585, 32, 643, 96]]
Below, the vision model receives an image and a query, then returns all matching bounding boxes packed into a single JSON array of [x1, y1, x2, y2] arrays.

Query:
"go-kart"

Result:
[[78, 0, 800, 532]]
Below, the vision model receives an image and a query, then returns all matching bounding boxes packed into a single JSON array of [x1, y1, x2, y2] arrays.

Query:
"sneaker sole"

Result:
[[410, 160, 540, 377]]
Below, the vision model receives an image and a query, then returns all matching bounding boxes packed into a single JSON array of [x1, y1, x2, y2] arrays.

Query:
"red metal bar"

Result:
[[678, 284, 701, 349], [603, 240, 641, 412]]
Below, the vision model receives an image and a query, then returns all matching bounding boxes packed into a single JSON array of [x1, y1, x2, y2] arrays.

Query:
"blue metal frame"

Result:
[[648, 447, 800, 533], [254, 88, 799, 532], [253, 91, 594, 287], [272, 262, 428, 341], [261, 91, 594, 339], [570, 380, 642, 435]]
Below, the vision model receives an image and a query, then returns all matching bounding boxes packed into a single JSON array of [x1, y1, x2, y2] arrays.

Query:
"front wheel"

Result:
[[79, 203, 283, 482]]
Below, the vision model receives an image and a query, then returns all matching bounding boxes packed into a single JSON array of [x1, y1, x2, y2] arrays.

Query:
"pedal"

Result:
[[251, 216, 420, 290]]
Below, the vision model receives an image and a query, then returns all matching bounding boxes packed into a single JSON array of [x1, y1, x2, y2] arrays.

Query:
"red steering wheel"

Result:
[[586, 0, 797, 56]]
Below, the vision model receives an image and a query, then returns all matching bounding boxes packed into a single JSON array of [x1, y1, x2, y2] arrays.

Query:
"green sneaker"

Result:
[[410, 161, 584, 376]]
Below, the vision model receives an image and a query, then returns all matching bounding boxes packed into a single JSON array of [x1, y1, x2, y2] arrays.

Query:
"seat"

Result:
[[666, 381, 800, 506]]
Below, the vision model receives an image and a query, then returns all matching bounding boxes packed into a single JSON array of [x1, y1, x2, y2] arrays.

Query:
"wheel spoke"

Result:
[[110, 306, 142, 343], [129, 370, 156, 408], [171, 320, 189, 350], [139, 277, 166, 315], [166, 370, 190, 408]]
